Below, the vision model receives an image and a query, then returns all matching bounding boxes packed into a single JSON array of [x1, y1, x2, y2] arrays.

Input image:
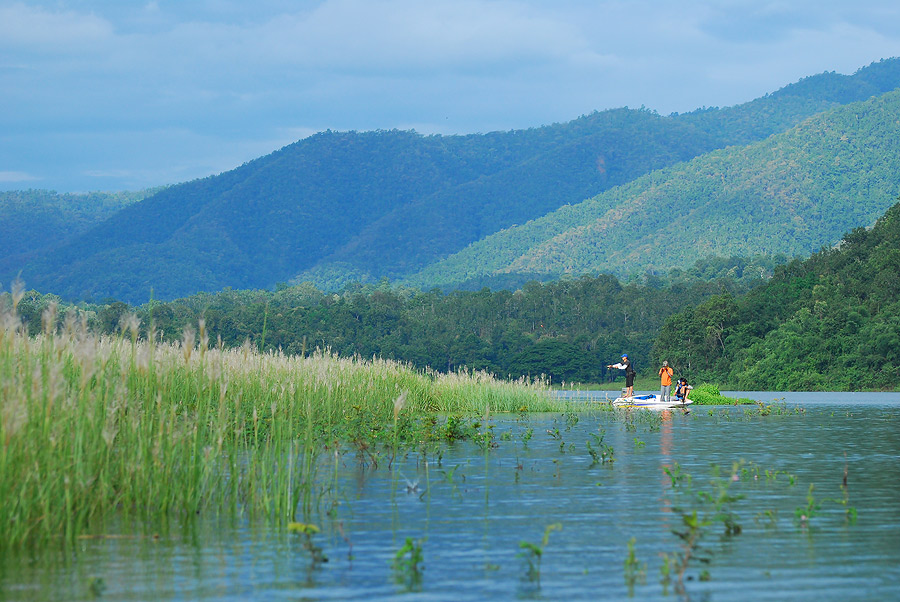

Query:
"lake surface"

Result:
[[3, 393, 899, 601]]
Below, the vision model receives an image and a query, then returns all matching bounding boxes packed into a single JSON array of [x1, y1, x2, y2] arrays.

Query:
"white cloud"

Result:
[[3, 0, 900, 191], [0, 170, 38, 183], [0, 2, 113, 50]]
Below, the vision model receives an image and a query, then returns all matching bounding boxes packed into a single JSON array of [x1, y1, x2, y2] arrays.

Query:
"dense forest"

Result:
[[3, 59, 899, 303], [655, 202, 900, 390], [408, 89, 900, 289], [8, 255, 784, 385], [7, 198, 898, 392], [0, 189, 152, 270]]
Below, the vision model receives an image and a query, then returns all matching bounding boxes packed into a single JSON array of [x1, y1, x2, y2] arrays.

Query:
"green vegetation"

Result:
[[0, 189, 151, 274], [689, 384, 754, 405], [656, 202, 900, 390], [5, 59, 900, 302], [409, 89, 900, 289], [0, 297, 560, 548], [10, 268, 757, 386]]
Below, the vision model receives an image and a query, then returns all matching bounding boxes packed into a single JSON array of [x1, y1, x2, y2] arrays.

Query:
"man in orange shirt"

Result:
[[658, 360, 674, 402]]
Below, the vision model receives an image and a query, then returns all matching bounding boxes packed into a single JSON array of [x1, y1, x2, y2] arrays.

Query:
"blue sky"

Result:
[[2, 0, 900, 192]]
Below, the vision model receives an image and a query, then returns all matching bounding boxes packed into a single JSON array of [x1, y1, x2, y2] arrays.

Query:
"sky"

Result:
[[2, 1, 900, 193]]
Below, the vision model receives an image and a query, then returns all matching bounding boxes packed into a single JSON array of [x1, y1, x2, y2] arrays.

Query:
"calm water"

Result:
[[2, 393, 899, 601]]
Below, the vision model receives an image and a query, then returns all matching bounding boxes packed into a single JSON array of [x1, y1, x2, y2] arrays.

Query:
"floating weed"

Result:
[[563, 409, 580, 431], [288, 522, 328, 565], [88, 576, 106, 598], [633, 437, 645, 449], [825, 456, 858, 524], [754, 509, 779, 528]]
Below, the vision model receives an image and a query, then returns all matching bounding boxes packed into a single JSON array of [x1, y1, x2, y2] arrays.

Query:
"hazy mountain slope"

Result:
[[406, 90, 900, 288], [12, 130, 535, 301], [6, 59, 900, 302], [293, 108, 727, 289], [298, 58, 900, 289], [0, 189, 151, 277]]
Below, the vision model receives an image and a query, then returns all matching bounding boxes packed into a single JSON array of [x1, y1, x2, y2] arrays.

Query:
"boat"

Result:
[[612, 394, 692, 410]]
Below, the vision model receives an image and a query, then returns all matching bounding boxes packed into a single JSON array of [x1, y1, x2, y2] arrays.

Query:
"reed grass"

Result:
[[0, 300, 564, 548]]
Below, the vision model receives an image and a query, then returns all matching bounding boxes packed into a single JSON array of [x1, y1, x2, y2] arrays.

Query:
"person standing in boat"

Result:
[[658, 360, 674, 402], [607, 354, 635, 398]]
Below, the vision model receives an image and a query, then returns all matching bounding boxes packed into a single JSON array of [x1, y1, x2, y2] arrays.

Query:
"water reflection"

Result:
[[2, 399, 899, 601]]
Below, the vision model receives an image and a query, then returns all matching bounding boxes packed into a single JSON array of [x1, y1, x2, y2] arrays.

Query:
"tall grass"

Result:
[[0, 297, 561, 548]]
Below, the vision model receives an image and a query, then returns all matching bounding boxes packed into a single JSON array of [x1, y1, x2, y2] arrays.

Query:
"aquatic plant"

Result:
[[690, 384, 754, 405], [392, 536, 425, 590], [664, 463, 745, 593], [795, 483, 822, 525], [0, 294, 565, 548], [288, 522, 328, 565], [518, 523, 562, 582], [585, 430, 615, 466], [623, 536, 647, 593]]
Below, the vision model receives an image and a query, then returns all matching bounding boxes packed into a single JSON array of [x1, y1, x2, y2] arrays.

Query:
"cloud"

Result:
[[0, 2, 113, 50], [2, 0, 900, 192], [0, 170, 39, 183]]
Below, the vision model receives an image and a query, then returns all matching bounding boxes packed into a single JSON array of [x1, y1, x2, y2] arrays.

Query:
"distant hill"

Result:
[[0, 189, 152, 278], [406, 89, 900, 289], [3, 58, 900, 302]]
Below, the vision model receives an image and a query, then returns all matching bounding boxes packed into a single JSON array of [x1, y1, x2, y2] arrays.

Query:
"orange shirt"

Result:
[[659, 366, 673, 386]]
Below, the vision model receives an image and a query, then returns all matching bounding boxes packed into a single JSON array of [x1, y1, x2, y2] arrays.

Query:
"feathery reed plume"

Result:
[[393, 390, 408, 421], [198, 318, 208, 358], [11, 278, 25, 314], [182, 325, 196, 363], [119, 313, 141, 343], [42, 301, 59, 336]]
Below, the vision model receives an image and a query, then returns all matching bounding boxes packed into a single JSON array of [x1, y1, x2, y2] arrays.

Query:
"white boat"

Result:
[[612, 394, 692, 410]]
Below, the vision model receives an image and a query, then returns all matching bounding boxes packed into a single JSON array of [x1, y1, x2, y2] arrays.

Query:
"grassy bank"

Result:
[[0, 304, 566, 548]]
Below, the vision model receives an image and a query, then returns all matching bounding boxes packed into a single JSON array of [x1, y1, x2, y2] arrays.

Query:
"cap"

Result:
[[662, 360, 668, 367], [621, 354, 628, 359]]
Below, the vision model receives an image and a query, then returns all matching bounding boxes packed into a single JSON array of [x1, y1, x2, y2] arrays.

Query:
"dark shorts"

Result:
[[625, 373, 635, 387]]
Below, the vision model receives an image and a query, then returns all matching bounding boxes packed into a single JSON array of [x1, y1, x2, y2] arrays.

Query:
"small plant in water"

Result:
[[663, 462, 690, 488], [521, 426, 534, 447], [795, 484, 821, 525], [392, 537, 424, 590], [518, 523, 562, 583], [623, 537, 647, 594], [586, 430, 615, 466], [288, 522, 328, 564], [665, 463, 745, 594]]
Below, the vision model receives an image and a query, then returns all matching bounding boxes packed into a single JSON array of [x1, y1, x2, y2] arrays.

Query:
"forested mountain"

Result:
[[4, 59, 899, 302], [408, 89, 900, 289], [0, 189, 150, 274], [654, 201, 900, 390]]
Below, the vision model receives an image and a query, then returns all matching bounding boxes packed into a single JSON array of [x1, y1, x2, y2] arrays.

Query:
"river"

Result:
[[2, 392, 898, 600]]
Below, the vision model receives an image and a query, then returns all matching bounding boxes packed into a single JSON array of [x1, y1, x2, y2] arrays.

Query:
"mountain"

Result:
[[654, 201, 900, 390], [4, 58, 900, 302], [406, 89, 900, 289], [0, 189, 151, 278]]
